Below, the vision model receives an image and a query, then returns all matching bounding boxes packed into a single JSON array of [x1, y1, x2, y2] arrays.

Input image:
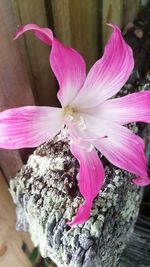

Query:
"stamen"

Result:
[[61, 126, 69, 140], [67, 115, 74, 122], [87, 144, 94, 152], [81, 135, 108, 142], [64, 106, 74, 117], [78, 116, 86, 130]]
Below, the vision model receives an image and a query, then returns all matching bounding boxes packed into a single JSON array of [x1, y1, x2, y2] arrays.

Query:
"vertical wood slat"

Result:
[[50, 0, 100, 71], [102, 0, 123, 46], [0, 0, 35, 180], [0, 150, 22, 181], [102, 0, 140, 46], [123, 0, 140, 25], [12, 0, 59, 107]]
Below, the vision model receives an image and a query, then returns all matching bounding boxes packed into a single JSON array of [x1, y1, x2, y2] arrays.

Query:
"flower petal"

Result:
[[14, 24, 53, 45], [0, 106, 63, 149], [67, 143, 105, 226], [72, 24, 134, 109], [98, 91, 150, 124], [14, 24, 86, 107], [50, 39, 86, 107], [93, 121, 150, 185]]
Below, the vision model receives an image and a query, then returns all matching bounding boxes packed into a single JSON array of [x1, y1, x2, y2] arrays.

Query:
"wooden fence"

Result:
[[0, 0, 142, 180]]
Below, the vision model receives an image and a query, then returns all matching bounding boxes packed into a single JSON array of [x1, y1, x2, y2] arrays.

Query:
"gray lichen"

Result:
[[10, 134, 143, 267]]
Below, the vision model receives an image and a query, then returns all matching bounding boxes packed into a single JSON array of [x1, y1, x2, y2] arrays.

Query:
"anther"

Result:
[[78, 116, 86, 130], [87, 144, 94, 152]]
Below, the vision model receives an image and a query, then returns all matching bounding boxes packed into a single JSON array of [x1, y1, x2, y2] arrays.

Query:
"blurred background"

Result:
[[0, 0, 149, 267]]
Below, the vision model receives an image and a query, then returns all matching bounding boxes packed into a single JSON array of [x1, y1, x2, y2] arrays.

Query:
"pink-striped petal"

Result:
[[72, 24, 134, 109], [14, 24, 53, 45], [98, 91, 150, 125], [14, 24, 86, 107], [0, 106, 63, 149], [67, 143, 105, 226], [93, 122, 150, 185]]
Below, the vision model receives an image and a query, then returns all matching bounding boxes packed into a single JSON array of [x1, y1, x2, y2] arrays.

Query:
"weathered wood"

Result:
[[102, 0, 123, 45], [0, 150, 22, 180], [0, 171, 33, 267], [120, 218, 150, 267], [102, 0, 140, 45], [12, 0, 58, 107], [0, 0, 35, 179], [141, 0, 149, 6], [50, 0, 99, 70], [123, 0, 140, 25], [10, 135, 144, 267]]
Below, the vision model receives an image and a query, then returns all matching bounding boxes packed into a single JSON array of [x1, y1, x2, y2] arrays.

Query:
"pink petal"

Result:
[[14, 24, 53, 45], [99, 91, 150, 124], [132, 176, 150, 186], [93, 121, 150, 185], [0, 106, 63, 149], [67, 143, 105, 227], [50, 39, 86, 107], [72, 24, 134, 109], [14, 24, 86, 107]]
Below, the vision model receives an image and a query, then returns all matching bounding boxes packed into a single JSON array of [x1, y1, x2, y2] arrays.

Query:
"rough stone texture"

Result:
[[10, 133, 143, 267], [9, 3, 150, 267]]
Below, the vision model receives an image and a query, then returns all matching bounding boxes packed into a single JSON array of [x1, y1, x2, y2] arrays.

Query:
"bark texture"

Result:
[[10, 133, 143, 267], [9, 2, 150, 267]]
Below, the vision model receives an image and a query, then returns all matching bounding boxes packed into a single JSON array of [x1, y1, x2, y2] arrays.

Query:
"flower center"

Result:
[[64, 106, 86, 130], [62, 106, 107, 148], [64, 106, 75, 122]]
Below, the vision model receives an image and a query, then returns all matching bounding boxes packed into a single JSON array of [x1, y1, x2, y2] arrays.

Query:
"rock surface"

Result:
[[10, 126, 144, 267]]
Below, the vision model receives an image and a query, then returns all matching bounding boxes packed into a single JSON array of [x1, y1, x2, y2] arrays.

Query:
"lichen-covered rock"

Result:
[[10, 132, 143, 267]]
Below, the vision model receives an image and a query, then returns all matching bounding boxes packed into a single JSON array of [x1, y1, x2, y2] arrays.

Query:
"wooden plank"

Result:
[[0, 150, 22, 180], [123, 0, 140, 25], [0, 0, 35, 179], [102, 0, 140, 46], [102, 0, 123, 45], [12, 0, 59, 107], [50, 0, 99, 71], [141, 0, 149, 5], [0, 171, 33, 267], [0, 0, 34, 110], [120, 217, 150, 267]]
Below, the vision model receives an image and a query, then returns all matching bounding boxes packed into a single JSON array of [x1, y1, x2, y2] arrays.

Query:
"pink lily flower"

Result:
[[0, 24, 150, 227]]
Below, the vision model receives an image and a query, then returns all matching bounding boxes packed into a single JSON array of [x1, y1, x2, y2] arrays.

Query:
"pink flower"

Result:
[[0, 24, 150, 227]]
